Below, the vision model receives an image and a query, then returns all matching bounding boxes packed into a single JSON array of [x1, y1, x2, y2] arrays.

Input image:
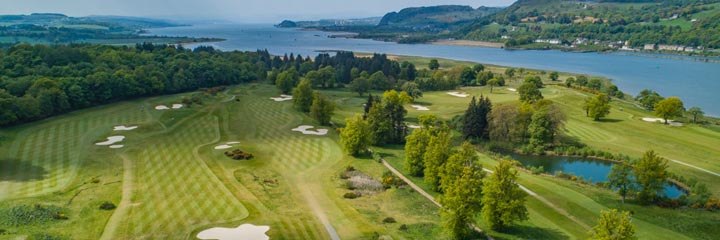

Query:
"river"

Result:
[[147, 23, 720, 116]]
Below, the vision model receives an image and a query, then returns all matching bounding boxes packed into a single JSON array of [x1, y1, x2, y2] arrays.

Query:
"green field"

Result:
[[1, 54, 719, 239]]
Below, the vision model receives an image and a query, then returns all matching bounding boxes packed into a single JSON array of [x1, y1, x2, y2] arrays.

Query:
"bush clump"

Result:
[[224, 149, 254, 160], [99, 202, 117, 210], [343, 192, 361, 199], [399, 224, 408, 231], [0, 204, 66, 227], [382, 217, 396, 223]]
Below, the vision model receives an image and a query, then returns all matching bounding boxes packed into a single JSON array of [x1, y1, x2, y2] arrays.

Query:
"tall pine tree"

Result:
[[462, 95, 492, 139]]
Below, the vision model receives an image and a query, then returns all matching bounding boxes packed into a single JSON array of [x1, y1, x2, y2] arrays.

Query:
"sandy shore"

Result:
[[431, 40, 504, 48]]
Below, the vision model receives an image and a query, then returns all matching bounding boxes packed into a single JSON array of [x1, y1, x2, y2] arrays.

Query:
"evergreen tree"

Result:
[[292, 79, 314, 112], [481, 160, 529, 230], [462, 96, 479, 139], [363, 94, 375, 120]]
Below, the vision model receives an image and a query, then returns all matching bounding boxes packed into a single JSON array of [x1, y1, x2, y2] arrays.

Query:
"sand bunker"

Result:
[[447, 92, 469, 98], [215, 145, 233, 150], [411, 105, 429, 111], [172, 104, 184, 109], [270, 94, 293, 102], [109, 145, 124, 149], [96, 136, 125, 146], [407, 124, 421, 129], [155, 105, 170, 110], [292, 125, 329, 135], [226, 141, 240, 144], [113, 125, 138, 131], [197, 224, 270, 240], [642, 117, 683, 126], [507, 88, 517, 92]]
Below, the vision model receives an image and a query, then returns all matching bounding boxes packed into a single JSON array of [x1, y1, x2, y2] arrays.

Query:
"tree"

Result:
[[401, 82, 423, 99], [369, 71, 391, 90], [292, 79, 314, 112], [588, 209, 636, 240], [489, 103, 520, 143], [310, 91, 335, 126], [276, 68, 299, 94], [340, 115, 371, 156], [473, 64, 485, 72], [505, 68, 515, 80], [349, 77, 370, 96], [459, 67, 476, 86], [404, 124, 430, 177], [633, 150, 669, 204], [423, 126, 452, 192], [518, 82, 543, 104], [481, 160, 528, 231], [608, 163, 635, 204], [635, 89, 663, 110], [654, 97, 684, 124], [587, 78, 603, 90], [524, 75, 543, 88], [429, 59, 440, 70], [366, 90, 411, 145], [549, 71, 559, 81], [583, 93, 611, 121], [686, 107, 704, 123], [528, 108, 553, 152], [439, 142, 485, 240], [441, 142, 479, 191], [487, 78, 499, 93], [462, 95, 491, 139]]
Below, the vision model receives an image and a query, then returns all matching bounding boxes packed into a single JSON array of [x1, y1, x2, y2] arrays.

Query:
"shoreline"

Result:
[[430, 40, 504, 48]]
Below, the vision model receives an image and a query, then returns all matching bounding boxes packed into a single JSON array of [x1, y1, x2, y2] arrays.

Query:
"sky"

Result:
[[0, 0, 516, 23]]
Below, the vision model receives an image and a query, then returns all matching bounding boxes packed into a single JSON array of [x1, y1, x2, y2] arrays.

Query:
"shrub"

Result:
[[529, 165, 545, 175], [399, 224, 408, 231], [0, 229, 6, 235], [99, 202, 117, 210], [343, 192, 360, 199], [29, 234, 66, 240], [0, 204, 65, 227], [224, 149, 254, 160], [90, 178, 100, 184], [345, 165, 355, 172], [382, 217, 396, 223]]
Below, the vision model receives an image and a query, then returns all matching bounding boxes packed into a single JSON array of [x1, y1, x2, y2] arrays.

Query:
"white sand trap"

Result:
[[109, 145, 124, 149], [113, 125, 138, 131], [215, 145, 233, 150], [291, 125, 329, 135], [411, 105, 430, 111], [96, 136, 125, 146], [447, 92, 469, 98], [155, 105, 170, 110], [507, 88, 517, 92], [270, 95, 293, 102], [197, 224, 270, 240], [226, 141, 240, 144], [642, 117, 683, 126], [407, 124, 421, 129], [172, 104, 184, 109]]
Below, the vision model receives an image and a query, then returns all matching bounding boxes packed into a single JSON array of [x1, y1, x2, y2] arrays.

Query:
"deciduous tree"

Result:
[[429, 59, 440, 70], [608, 163, 636, 204], [340, 115, 370, 156], [687, 107, 704, 123], [292, 79, 314, 112], [310, 91, 335, 126], [439, 143, 485, 240], [633, 150, 669, 204], [588, 209, 636, 240], [583, 93, 611, 121], [654, 97, 684, 124], [481, 160, 528, 231]]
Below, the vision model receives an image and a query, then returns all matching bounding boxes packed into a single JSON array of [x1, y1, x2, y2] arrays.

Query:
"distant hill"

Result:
[[0, 13, 214, 45], [378, 5, 499, 30], [277, 17, 381, 28]]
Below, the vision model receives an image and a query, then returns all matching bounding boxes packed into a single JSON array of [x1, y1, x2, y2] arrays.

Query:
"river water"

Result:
[[147, 23, 720, 116]]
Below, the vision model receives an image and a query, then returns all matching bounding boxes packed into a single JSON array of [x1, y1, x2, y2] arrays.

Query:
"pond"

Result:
[[509, 154, 685, 198]]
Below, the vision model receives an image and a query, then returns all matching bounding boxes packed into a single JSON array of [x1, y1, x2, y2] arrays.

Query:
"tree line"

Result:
[[0, 44, 267, 126]]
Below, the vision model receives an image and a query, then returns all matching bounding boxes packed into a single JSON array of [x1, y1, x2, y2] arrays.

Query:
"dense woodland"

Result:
[[0, 44, 265, 126]]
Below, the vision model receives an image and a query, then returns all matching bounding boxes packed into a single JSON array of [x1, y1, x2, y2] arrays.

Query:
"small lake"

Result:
[[509, 154, 685, 198]]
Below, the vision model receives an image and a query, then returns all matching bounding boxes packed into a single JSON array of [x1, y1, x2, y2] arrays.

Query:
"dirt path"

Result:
[[99, 154, 134, 240], [381, 159, 493, 240], [298, 186, 341, 240], [670, 159, 720, 177], [382, 159, 591, 237]]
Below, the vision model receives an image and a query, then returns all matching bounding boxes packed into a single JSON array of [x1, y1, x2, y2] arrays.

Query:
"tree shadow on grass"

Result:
[[493, 225, 570, 240], [597, 118, 623, 123], [0, 159, 48, 182]]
